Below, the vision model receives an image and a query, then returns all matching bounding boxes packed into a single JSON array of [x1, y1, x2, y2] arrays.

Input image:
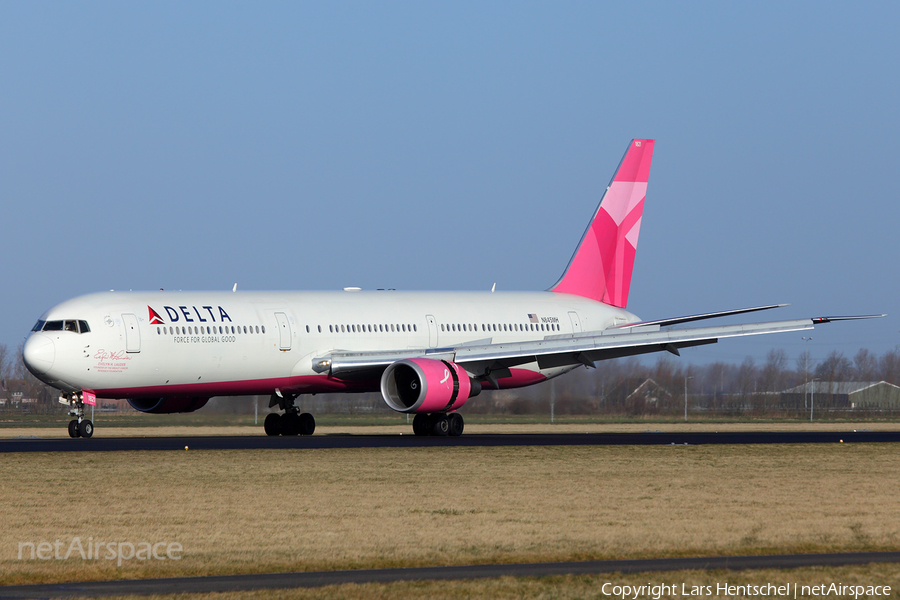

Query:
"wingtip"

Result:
[[812, 314, 887, 324]]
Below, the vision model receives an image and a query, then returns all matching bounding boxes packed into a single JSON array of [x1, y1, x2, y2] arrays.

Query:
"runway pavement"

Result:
[[1, 551, 899, 598], [2, 429, 900, 453]]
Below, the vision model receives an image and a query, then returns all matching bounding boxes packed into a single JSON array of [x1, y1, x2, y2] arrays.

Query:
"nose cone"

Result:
[[23, 334, 55, 377]]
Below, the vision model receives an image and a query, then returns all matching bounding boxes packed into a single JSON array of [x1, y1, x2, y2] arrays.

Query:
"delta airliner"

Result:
[[22, 139, 880, 438]]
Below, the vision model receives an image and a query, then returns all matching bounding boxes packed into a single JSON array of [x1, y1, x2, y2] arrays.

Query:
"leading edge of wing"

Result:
[[325, 314, 885, 379], [451, 318, 817, 367], [452, 313, 886, 369]]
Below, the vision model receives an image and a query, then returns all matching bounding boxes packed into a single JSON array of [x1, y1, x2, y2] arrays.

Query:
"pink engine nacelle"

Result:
[[127, 397, 210, 414], [380, 358, 481, 413]]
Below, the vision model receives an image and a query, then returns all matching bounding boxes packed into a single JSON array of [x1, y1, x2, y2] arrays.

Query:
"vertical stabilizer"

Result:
[[550, 139, 654, 308]]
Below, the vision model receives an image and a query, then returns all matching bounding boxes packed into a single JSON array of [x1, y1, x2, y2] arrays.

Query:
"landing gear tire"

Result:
[[68, 420, 80, 438], [281, 413, 300, 436], [298, 413, 316, 436], [448, 413, 464, 437], [264, 413, 281, 436], [412, 414, 429, 436], [77, 420, 93, 438], [431, 414, 450, 437]]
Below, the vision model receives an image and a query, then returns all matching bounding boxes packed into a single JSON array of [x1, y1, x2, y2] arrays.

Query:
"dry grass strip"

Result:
[[2, 444, 899, 585], [68, 564, 900, 600]]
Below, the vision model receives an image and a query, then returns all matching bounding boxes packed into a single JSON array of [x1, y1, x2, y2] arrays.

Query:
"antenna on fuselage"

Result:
[[491, 283, 496, 293], [233, 283, 237, 292]]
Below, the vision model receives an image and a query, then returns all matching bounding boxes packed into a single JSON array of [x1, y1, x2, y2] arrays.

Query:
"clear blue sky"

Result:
[[1, 2, 897, 367]]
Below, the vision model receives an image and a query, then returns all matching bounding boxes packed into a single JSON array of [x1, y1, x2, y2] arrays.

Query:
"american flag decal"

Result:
[[528, 314, 538, 323]]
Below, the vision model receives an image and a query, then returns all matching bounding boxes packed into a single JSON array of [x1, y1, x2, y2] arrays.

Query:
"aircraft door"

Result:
[[426, 315, 438, 348], [568, 311, 583, 334], [275, 312, 291, 351], [123, 313, 141, 353]]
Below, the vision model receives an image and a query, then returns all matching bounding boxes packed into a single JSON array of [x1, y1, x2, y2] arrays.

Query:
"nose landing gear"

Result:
[[63, 393, 93, 438]]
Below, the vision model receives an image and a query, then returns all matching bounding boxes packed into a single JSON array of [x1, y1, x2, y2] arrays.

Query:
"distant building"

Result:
[[99, 398, 132, 412], [603, 377, 673, 413], [781, 381, 900, 410], [0, 379, 39, 407]]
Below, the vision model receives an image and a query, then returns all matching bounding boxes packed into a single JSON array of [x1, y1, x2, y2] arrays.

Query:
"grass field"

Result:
[[3, 442, 899, 589]]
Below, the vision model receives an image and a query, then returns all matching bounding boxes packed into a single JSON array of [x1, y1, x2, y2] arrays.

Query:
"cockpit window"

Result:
[[36, 320, 91, 333]]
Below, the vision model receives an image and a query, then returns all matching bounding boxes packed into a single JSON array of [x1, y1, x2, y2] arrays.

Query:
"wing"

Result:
[[317, 312, 885, 384]]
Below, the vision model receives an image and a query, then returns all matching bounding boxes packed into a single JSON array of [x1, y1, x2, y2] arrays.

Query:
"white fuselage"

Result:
[[24, 289, 638, 401]]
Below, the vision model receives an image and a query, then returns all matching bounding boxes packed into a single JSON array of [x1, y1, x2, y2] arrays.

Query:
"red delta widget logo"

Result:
[[148, 305, 233, 325]]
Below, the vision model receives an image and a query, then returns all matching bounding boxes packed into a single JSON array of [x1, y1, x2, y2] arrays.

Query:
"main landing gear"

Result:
[[412, 412, 464, 437], [62, 393, 93, 438], [264, 391, 316, 436]]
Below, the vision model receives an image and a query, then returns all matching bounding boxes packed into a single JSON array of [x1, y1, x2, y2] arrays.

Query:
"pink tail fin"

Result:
[[550, 139, 654, 308]]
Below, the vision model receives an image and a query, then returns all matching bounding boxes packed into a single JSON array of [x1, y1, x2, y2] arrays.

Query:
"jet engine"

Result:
[[380, 358, 481, 413], [127, 397, 210, 414]]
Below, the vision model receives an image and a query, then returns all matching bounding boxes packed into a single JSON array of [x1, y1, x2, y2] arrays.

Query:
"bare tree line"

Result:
[[0, 342, 60, 412], [483, 346, 900, 417]]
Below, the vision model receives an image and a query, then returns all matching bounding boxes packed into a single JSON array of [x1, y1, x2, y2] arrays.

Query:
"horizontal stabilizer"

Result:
[[614, 304, 789, 330]]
